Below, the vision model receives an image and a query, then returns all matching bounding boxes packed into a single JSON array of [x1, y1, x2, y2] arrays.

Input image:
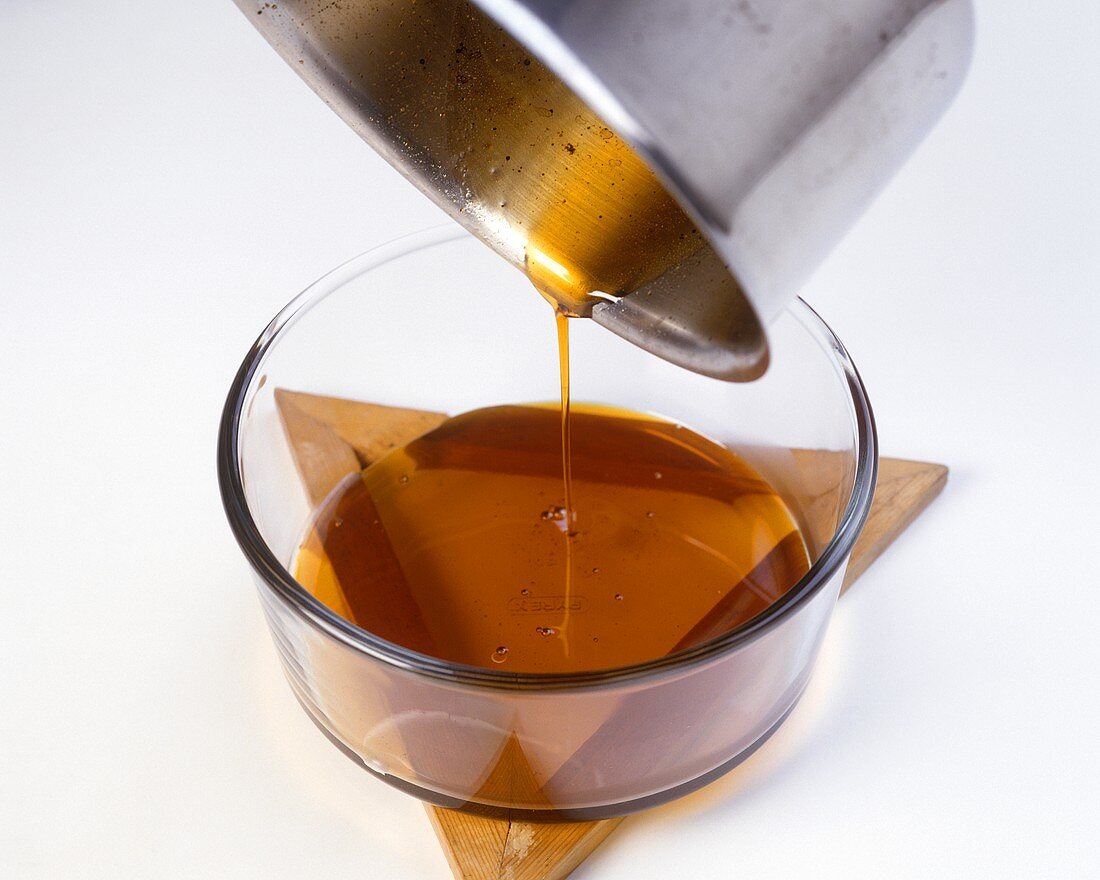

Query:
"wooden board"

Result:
[[275, 389, 448, 504], [275, 390, 948, 880], [843, 457, 948, 588]]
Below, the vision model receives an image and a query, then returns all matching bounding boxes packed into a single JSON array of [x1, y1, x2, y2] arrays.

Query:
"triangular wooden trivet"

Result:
[[275, 390, 948, 880]]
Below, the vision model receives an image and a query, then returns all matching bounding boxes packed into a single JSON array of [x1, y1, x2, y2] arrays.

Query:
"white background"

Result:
[[2, 1, 1098, 877]]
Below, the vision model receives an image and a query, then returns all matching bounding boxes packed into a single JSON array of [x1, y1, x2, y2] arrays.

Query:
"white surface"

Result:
[[2, 2, 1098, 877]]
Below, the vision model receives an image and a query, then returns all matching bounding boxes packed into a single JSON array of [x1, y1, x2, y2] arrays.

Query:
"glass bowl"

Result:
[[218, 226, 876, 820]]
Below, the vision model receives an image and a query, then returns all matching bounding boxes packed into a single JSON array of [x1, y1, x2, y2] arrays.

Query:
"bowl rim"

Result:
[[218, 226, 878, 692]]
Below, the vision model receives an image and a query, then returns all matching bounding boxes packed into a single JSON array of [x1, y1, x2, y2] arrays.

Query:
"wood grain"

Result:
[[275, 389, 447, 485], [275, 390, 948, 880], [275, 389, 363, 507], [842, 457, 949, 590]]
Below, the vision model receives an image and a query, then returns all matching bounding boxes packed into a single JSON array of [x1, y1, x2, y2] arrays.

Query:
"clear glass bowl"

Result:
[[218, 226, 877, 820]]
